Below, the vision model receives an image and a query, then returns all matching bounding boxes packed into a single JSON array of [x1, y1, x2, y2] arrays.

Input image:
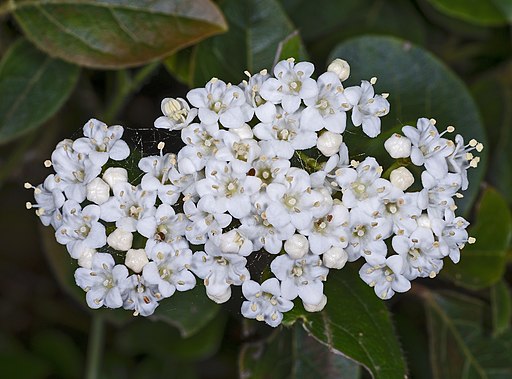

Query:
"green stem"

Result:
[[102, 61, 160, 123], [382, 158, 410, 179], [295, 151, 322, 172], [85, 315, 105, 379]]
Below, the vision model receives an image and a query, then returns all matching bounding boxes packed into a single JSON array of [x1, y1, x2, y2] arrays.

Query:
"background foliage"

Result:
[[0, 0, 511, 378]]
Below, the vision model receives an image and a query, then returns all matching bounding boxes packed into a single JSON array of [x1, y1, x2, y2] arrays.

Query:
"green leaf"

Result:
[[425, 290, 512, 379], [283, 266, 407, 379], [12, 0, 227, 69], [472, 73, 512, 206], [164, 47, 194, 85], [328, 35, 487, 215], [190, 0, 295, 86], [443, 188, 512, 289], [491, 0, 512, 22], [490, 280, 512, 337], [273, 30, 309, 66], [239, 325, 360, 379], [0, 39, 79, 144], [152, 285, 220, 338], [425, 0, 508, 26]]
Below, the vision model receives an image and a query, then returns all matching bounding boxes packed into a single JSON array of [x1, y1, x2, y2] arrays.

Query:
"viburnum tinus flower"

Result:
[[27, 58, 481, 327]]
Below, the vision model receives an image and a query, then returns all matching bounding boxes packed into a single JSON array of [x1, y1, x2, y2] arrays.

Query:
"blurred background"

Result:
[[0, 0, 511, 378]]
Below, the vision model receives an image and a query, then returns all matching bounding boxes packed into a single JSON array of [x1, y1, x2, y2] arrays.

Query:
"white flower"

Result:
[[154, 97, 197, 130], [125, 248, 149, 273], [187, 78, 250, 128], [389, 167, 414, 191], [301, 72, 349, 133], [139, 152, 180, 205], [77, 247, 96, 269], [402, 118, 454, 177], [270, 252, 328, 305], [299, 202, 350, 255], [418, 171, 461, 220], [322, 246, 348, 269], [122, 274, 161, 316], [260, 59, 318, 113], [250, 154, 290, 187], [392, 227, 444, 280], [317, 131, 343, 157], [102, 167, 128, 188], [240, 70, 276, 121], [137, 203, 188, 251], [384, 133, 412, 158], [74, 253, 129, 309], [191, 241, 250, 304], [86, 177, 110, 205], [219, 229, 254, 256], [344, 80, 389, 138], [55, 200, 106, 259], [73, 119, 130, 166], [196, 160, 261, 219], [100, 183, 157, 232], [284, 234, 310, 259], [143, 241, 196, 298], [446, 135, 482, 190], [183, 195, 232, 245], [179, 122, 224, 174], [265, 168, 323, 230], [303, 294, 327, 312], [241, 278, 294, 327], [436, 214, 471, 264], [107, 227, 133, 251], [359, 255, 411, 300], [26, 175, 65, 228], [254, 106, 317, 159], [215, 130, 261, 170], [327, 58, 350, 81]]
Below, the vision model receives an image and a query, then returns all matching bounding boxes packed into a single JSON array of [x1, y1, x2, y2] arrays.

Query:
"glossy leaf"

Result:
[[425, 0, 508, 26], [490, 280, 511, 337], [0, 39, 79, 144], [425, 290, 512, 379], [11, 0, 227, 69], [273, 30, 309, 66], [190, 0, 295, 86], [328, 35, 487, 215], [443, 188, 512, 289], [283, 266, 407, 379]]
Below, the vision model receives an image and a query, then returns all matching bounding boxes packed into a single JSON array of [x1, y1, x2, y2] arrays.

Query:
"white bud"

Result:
[[303, 294, 327, 312], [86, 177, 110, 205], [322, 246, 348, 269], [284, 234, 309, 259], [107, 228, 133, 251], [220, 229, 244, 254], [416, 214, 431, 229], [125, 248, 149, 273], [317, 131, 343, 157], [390, 167, 414, 191], [231, 123, 253, 139], [327, 58, 350, 81], [78, 248, 96, 269], [384, 134, 411, 158], [102, 167, 128, 188], [206, 286, 231, 304]]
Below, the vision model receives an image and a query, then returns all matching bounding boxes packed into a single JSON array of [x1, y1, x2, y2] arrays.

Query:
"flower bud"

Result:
[[125, 248, 149, 273], [322, 246, 348, 269], [284, 234, 309, 259], [317, 131, 343, 157], [384, 134, 411, 158], [303, 294, 327, 312], [390, 167, 414, 191], [107, 228, 133, 251], [78, 248, 96, 269], [327, 58, 350, 81], [102, 167, 128, 188], [206, 286, 231, 304], [219, 229, 252, 256], [416, 214, 431, 229], [231, 123, 253, 139], [86, 177, 110, 204]]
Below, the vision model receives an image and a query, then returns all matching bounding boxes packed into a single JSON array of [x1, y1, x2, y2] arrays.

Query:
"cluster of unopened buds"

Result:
[[26, 58, 481, 327]]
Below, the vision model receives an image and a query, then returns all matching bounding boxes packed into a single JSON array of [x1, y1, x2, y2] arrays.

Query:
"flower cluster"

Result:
[[26, 58, 481, 326]]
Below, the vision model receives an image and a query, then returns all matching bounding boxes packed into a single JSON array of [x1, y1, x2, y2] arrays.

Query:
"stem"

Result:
[[85, 315, 105, 379], [295, 151, 322, 172], [382, 158, 410, 179], [102, 61, 160, 123]]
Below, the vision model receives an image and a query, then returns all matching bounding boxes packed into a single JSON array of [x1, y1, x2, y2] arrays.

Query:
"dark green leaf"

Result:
[[12, 0, 227, 69], [443, 188, 512, 289], [273, 31, 309, 67], [190, 0, 295, 86], [164, 47, 194, 85], [283, 266, 407, 379], [491, 0, 512, 22], [490, 280, 511, 337], [0, 39, 79, 144], [329, 35, 487, 215], [152, 284, 220, 338], [425, 0, 508, 26], [425, 290, 512, 379]]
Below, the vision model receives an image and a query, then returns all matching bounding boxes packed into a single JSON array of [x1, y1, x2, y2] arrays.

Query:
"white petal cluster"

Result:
[[28, 59, 480, 325]]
